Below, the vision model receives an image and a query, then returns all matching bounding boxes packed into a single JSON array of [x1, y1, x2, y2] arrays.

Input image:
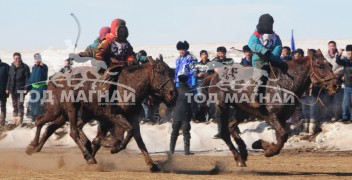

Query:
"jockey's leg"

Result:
[[100, 63, 122, 95]]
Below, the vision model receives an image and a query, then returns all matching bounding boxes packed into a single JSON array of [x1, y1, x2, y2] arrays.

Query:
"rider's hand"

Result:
[[264, 50, 271, 60]]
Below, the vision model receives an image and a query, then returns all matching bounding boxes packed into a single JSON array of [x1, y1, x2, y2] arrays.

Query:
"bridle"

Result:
[[150, 62, 173, 96], [308, 54, 337, 88], [268, 53, 337, 109]]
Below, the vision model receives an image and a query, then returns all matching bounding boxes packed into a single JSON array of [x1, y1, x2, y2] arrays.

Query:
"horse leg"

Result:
[[77, 112, 94, 157], [218, 104, 246, 167], [67, 106, 96, 164], [34, 115, 67, 153], [228, 117, 248, 163], [92, 122, 109, 157], [131, 119, 159, 172], [110, 114, 133, 154], [26, 111, 61, 155], [252, 115, 288, 157]]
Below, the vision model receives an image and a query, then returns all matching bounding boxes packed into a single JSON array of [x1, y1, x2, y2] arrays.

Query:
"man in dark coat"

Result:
[[0, 58, 10, 126], [6, 52, 30, 126], [27, 53, 48, 123], [170, 70, 193, 155]]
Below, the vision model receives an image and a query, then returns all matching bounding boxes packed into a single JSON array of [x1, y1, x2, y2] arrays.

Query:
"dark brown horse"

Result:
[[26, 56, 176, 172], [205, 49, 339, 167]]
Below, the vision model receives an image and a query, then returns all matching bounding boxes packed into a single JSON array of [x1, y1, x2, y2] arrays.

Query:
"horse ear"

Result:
[[317, 49, 322, 55], [307, 49, 313, 58], [159, 54, 163, 62]]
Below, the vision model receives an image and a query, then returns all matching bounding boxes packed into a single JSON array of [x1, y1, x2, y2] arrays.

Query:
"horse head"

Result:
[[307, 49, 339, 95], [148, 55, 177, 107]]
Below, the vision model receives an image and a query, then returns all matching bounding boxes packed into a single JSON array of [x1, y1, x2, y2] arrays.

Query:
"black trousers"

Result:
[[171, 120, 191, 143], [11, 93, 25, 117], [0, 95, 7, 114]]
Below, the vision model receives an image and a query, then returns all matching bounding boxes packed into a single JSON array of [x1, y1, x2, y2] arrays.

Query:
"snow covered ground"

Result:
[[1, 121, 352, 153], [1, 39, 352, 152]]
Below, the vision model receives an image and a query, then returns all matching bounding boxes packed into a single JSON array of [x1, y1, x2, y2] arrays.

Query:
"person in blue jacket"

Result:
[[26, 53, 48, 123], [247, 13, 287, 108], [174, 41, 198, 90]]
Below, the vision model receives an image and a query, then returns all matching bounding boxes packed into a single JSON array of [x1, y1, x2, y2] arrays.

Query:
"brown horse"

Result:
[[205, 49, 339, 167], [26, 56, 176, 172]]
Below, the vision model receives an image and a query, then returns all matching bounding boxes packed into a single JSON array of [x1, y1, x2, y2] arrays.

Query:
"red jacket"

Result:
[[95, 19, 135, 67]]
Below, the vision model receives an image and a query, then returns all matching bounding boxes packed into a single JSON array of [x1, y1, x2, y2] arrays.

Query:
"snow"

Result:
[[1, 121, 352, 153]]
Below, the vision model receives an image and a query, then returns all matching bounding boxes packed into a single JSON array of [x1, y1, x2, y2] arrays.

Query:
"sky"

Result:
[[0, 0, 351, 50]]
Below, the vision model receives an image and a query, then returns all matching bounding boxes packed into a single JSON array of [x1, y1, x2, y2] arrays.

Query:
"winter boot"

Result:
[[15, 115, 24, 126], [11, 114, 18, 125], [301, 118, 309, 134], [169, 134, 178, 154], [0, 114, 5, 126], [308, 119, 316, 135], [184, 138, 194, 155]]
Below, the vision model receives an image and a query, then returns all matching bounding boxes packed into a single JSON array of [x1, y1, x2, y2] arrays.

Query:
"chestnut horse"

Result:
[[26, 56, 176, 172], [205, 49, 339, 167]]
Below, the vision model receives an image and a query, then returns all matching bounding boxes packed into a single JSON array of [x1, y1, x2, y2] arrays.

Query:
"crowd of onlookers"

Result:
[[0, 52, 48, 128]]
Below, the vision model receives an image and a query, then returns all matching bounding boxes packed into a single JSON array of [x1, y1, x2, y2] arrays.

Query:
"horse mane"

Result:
[[125, 62, 150, 72], [287, 56, 310, 69]]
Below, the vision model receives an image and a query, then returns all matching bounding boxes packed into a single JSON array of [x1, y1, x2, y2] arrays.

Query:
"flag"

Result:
[[291, 29, 296, 51]]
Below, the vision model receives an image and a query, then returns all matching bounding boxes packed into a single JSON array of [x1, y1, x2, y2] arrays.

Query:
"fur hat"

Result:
[[256, 14, 274, 34], [242, 45, 251, 52], [176, 41, 189, 50], [217, 46, 227, 53], [346, 45, 352, 51]]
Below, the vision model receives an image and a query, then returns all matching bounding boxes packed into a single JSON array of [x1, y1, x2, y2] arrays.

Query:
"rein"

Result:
[[150, 63, 173, 96]]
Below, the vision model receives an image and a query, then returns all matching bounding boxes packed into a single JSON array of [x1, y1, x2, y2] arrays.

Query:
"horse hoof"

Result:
[[25, 145, 37, 155], [252, 140, 263, 149], [237, 161, 247, 167], [110, 147, 120, 154], [264, 149, 279, 157], [150, 164, 161, 172], [92, 138, 100, 146], [87, 158, 97, 164]]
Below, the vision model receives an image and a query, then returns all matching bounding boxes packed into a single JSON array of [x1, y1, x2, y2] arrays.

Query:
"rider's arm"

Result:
[[78, 45, 94, 58], [270, 35, 283, 63], [126, 42, 136, 62], [95, 40, 109, 61]]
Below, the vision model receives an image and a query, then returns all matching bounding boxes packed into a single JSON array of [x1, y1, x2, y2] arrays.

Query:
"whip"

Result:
[[70, 13, 81, 54]]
